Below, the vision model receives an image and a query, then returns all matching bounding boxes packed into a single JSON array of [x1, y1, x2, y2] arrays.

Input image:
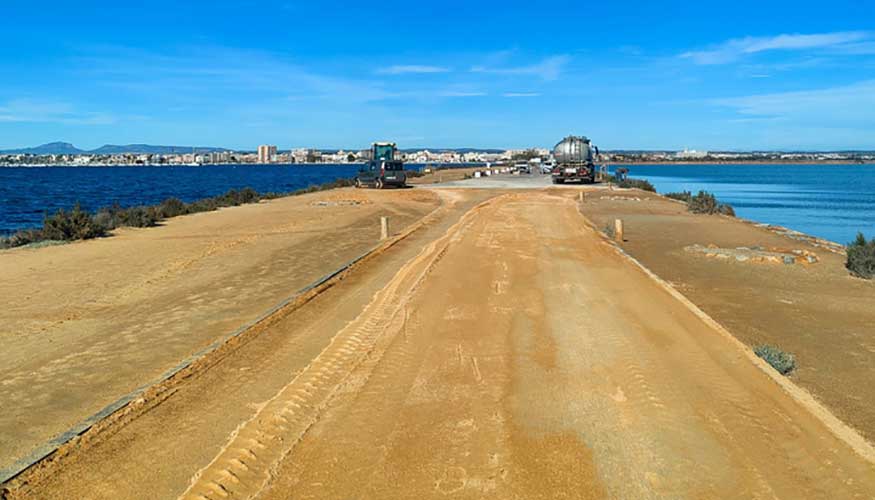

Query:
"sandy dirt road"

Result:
[[7, 189, 875, 499], [245, 191, 875, 499], [0, 188, 438, 473]]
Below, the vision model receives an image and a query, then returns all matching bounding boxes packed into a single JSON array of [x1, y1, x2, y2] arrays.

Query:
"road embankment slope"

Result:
[[0, 188, 439, 474]]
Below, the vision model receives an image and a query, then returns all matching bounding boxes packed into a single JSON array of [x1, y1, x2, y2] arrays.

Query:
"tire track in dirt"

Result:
[[11, 189, 875, 499], [177, 197, 500, 500]]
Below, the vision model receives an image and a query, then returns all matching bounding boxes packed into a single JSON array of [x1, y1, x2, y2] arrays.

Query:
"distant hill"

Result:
[[2, 142, 85, 155], [1, 142, 230, 155]]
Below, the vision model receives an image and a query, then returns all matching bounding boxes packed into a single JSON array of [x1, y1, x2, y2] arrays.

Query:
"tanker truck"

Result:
[[551, 135, 599, 184]]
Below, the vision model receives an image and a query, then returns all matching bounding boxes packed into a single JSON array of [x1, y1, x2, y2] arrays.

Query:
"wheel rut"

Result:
[[177, 197, 500, 500]]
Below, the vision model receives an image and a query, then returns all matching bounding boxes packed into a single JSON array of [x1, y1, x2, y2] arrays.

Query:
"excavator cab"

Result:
[[356, 142, 407, 189], [373, 143, 395, 162]]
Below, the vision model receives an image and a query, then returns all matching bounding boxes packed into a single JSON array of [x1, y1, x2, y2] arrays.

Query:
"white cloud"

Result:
[[502, 92, 540, 97], [834, 41, 875, 55], [681, 31, 872, 64], [0, 99, 115, 125], [377, 65, 450, 75], [471, 55, 570, 81], [711, 80, 875, 124], [80, 45, 399, 104]]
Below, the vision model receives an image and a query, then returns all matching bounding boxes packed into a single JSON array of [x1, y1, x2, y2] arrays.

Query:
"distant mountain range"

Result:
[[0, 142, 230, 155]]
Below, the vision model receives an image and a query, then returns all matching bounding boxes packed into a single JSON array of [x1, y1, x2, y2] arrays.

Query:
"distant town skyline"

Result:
[[1, 1, 874, 151]]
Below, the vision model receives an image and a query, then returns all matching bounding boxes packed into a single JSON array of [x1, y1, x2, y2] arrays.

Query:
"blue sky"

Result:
[[1, 0, 873, 150]]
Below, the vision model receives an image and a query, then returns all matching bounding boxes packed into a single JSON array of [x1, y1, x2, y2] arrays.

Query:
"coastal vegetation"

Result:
[[604, 174, 656, 192], [846, 233, 875, 279], [0, 178, 354, 250], [617, 178, 656, 192], [665, 190, 735, 216], [754, 345, 796, 375]]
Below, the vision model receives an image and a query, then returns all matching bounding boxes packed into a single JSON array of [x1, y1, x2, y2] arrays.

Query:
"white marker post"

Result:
[[614, 219, 624, 243], [381, 216, 389, 240]]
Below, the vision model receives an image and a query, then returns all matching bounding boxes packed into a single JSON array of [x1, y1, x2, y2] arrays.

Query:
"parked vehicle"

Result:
[[514, 162, 531, 174], [551, 135, 598, 184], [356, 142, 407, 189], [541, 159, 556, 174]]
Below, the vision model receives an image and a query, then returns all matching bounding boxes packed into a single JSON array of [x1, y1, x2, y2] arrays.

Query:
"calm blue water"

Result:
[[609, 164, 875, 244], [0, 164, 361, 235]]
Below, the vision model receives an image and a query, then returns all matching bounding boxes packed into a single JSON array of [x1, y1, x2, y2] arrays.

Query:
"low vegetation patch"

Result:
[[42, 203, 109, 240], [665, 190, 735, 216], [754, 345, 796, 375], [617, 178, 656, 192], [846, 233, 875, 279], [0, 179, 354, 250], [664, 191, 693, 203], [604, 174, 656, 192]]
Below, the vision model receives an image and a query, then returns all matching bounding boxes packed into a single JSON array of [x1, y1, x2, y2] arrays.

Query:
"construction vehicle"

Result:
[[355, 142, 407, 189], [551, 135, 599, 184]]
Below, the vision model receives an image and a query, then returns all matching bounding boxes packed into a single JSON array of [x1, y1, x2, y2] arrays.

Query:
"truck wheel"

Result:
[[355, 178, 363, 188]]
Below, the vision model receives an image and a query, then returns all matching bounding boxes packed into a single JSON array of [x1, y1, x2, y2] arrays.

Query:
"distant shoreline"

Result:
[[0, 162, 487, 169], [607, 160, 873, 166], [3, 160, 873, 168]]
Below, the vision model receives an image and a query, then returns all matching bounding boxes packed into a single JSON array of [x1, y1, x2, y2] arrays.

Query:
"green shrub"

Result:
[[42, 203, 106, 241], [218, 187, 259, 206], [119, 206, 161, 227], [718, 203, 736, 217], [754, 345, 796, 375], [91, 208, 118, 232], [664, 191, 692, 203], [688, 191, 718, 213], [846, 233, 875, 279], [686, 190, 735, 216], [615, 177, 656, 192], [0, 229, 45, 249], [158, 197, 188, 218]]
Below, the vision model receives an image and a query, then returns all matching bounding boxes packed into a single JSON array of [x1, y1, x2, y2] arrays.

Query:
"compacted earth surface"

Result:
[[3, 176, 875, 499], [579, 187, 875, 444]]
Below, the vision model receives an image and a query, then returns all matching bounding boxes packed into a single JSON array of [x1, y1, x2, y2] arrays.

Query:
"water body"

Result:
[[0, 164, 362, 235], [2, 163, 873, 245], [610, 163, 875, 244]]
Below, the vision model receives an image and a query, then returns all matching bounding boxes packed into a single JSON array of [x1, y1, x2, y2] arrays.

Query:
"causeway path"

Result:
[[6, 185, 875, 499]]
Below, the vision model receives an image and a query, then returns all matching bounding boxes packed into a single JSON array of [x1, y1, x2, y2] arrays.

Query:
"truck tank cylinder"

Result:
[[553, 135, 593, 163]]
